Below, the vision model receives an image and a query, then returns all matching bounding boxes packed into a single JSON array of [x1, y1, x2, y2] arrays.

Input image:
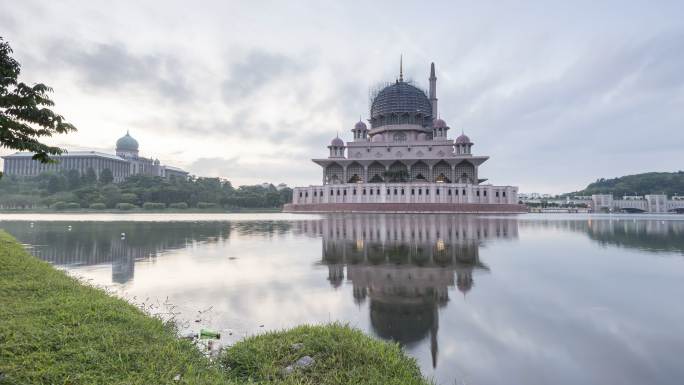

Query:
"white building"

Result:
[[285, 61, 524, 213], [2, 131, 188, 182]]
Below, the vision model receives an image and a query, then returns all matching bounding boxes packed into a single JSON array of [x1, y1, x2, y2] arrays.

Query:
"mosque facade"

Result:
[[284, 61, 524, 213], [2, 131, 188, 183]]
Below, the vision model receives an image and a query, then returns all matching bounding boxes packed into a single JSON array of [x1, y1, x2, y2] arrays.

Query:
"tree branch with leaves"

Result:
[[0, 37, 76, 178]]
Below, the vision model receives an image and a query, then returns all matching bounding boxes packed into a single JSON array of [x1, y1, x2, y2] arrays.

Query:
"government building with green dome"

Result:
[[285, 61, 525, 213], [2, 131, 188, 183]]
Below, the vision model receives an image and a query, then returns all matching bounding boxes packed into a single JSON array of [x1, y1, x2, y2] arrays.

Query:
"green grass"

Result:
[[0, 231, 230, 385], [222, 324, 431, 385], [0, 231, 431, 385]]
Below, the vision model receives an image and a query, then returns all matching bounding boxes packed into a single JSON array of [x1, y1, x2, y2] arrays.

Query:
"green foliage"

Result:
[[143, 202, 166, 210], [66, 169, 81, 190], [64, 202, 81, 209], [571, 171, 684, 197], [82, 167, 97, 184], [50, 201, 67, 210], [0, 37, 76, 179], [119, 192, 138, 204], [0, 173, 293, 211], [99, 168, 114, 184], [115, 202, 137, 210], [89, 202, 106, 210], [169, 202, 189, 209]]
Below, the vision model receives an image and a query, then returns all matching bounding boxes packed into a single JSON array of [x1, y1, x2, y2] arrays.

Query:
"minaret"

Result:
[[399, 54, 404, 82], [429, 62, 438, 118]]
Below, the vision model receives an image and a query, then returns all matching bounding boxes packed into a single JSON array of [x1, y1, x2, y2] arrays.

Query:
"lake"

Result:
[[1, 213, 683, 385]]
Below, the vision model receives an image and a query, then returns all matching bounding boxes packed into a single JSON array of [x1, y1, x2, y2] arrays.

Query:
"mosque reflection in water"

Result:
[[3, 215, 684, 371], [296, 215, 519, 367]]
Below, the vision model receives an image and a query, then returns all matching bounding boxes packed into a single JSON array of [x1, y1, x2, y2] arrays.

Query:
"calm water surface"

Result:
[[1, 213, 683, 385]]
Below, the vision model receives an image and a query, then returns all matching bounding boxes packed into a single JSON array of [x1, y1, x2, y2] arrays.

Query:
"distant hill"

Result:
[[568, 171, 684, 197]]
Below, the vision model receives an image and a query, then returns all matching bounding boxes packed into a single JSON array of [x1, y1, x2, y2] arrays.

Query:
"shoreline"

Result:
[[0, 231, 430, 385]]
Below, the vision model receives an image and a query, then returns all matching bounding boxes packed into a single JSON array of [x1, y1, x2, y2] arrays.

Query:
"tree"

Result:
[[66, 169, 81, 190], [82, 167, 97, 185], [47, 173, 66, 193], [99, 168, 113, 184], [0, 37, 76, 178]]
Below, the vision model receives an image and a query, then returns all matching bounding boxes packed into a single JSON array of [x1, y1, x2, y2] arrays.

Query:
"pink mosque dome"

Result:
[[433, 118, 447, 128], [354, 120, 368, 131], [331, 136, 344, 147], [455, 133, 471, 144]]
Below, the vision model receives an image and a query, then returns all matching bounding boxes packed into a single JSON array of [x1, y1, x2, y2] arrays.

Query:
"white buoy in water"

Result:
[[121, 232, 126, 239], [30, 222, 34, 228], [67, 225, 72, 231]]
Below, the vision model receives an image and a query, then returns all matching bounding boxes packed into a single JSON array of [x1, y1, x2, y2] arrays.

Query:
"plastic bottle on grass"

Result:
[[200, 328, 221, 339]]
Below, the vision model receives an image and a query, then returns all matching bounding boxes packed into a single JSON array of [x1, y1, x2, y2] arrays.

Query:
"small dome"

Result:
[[331, 136, 344, 147], [116, 131, 139, 152], [456, 134, 471, 144], [433, 118, 447, 128], [354, 120, 368, 131]]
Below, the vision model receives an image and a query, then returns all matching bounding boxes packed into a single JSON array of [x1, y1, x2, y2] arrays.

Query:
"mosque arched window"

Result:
[[393, 132, 407, 142]]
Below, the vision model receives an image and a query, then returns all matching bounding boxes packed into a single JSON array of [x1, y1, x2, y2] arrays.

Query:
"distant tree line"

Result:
[[567, 171, 684, 198], [0, 170, 292, 210]]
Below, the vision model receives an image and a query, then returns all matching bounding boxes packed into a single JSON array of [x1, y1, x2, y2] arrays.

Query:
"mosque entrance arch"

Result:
[[410, 161, 429, 182], [433, 161, 452, 183], [347, 162, 364, 183], [385, 161, 408, 182], [455, 161, 474, 184], [325, 163, 343, 185], [368, 162, 385, 183]]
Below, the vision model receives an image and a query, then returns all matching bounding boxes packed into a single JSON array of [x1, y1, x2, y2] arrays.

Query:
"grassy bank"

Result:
[[0, 231, 430, 385]]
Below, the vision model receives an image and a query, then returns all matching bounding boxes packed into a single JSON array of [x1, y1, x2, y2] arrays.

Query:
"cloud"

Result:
[[2, 0, 684, 192], [221, 51, 306, 102], [45, 40, 192, 103], [187, 156, 318, 185]]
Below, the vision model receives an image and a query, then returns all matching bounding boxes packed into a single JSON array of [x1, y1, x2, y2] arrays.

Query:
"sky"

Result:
[[1, 0, 683, 194]]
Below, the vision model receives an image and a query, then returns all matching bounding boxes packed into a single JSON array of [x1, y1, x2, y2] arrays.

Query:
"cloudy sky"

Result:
[[1, 0, 683, 193]]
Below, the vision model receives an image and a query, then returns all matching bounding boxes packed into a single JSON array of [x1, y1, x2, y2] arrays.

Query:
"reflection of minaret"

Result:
[[430, 303, 439, 368], [313, 214, 517, 369], [327, 264, 344, 288], [456, 271, 473, 297]]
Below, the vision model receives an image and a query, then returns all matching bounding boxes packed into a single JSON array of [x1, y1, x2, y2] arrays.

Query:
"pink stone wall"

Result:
[[282, 202, 527, 213]]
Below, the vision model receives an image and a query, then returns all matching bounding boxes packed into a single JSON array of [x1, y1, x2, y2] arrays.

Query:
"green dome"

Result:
[[116, 131, 139, 152]]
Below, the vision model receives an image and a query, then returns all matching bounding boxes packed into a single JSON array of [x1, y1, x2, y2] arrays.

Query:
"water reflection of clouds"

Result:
[[3, 215, 684, 385]]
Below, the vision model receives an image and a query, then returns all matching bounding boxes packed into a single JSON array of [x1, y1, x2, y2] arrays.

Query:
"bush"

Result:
[[169, 202, 188, 209], [50, 201, 67, 210], [196, 202, 217, 209], [119, 193, 138, 204], [65, 202, 81, 210], [115, 203, 137, 211], [142, 202, 166, 210], [89, 203, 106, 210]]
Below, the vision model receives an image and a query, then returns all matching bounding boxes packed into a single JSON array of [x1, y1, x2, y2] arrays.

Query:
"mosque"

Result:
[[284, 61, 525, 213], [2, 131, 188, 183]]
